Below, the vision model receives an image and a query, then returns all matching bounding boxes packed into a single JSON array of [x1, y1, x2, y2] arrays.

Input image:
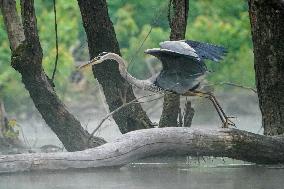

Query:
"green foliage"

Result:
[[108, 0, 169, 28], [123, 25, 169, 78], [0, 0, 254, 113], [113, 5, 139, 48], [2, 119, 19, 139], [187, 10, 254, 86], [0, 1, 81, 112]]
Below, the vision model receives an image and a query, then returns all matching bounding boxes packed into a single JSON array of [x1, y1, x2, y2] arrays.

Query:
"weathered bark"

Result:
[[159, 94, 181, 127], [0, 0, 106, 152], [77, 0, 153, 134], [159, 0, 192, 127], [183, 101, 195, 127], [248, 1, 284, 135], [0, 0, 25, 50], [1, 127, 284, 174]]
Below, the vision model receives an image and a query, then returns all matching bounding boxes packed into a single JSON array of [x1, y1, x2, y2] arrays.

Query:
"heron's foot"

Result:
[[222, 116, 236, 128]]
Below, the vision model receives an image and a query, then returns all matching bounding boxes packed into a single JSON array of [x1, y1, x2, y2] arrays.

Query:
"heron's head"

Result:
[[79, 52, 112, 69]]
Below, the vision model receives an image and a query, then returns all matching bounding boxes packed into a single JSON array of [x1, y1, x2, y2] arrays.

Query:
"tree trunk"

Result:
[[77, 0, 153, 134], [0, 0, 106, 152], [1, 127, 284, 174], [159, 0, 192, 127], [248, 1, 284, 135], [0, 100, 8, 138]]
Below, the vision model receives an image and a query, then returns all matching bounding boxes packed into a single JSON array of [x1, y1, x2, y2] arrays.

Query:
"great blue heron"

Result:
[[80, 40, 234, 128]]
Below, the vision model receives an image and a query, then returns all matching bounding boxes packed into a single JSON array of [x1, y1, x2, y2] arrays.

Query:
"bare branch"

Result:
[[51, 0, 59, 82], [0, 0, 25, 51], [206, 82, 257, 93], [20, 0, 40, 45], [88, 94, 161, 141]]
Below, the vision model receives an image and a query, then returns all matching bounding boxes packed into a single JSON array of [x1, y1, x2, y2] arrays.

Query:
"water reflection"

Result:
[[1, 164, 284, 189]]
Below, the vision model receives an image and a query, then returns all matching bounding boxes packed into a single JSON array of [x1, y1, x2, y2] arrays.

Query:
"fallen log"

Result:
[[0, 127, 284, 174]]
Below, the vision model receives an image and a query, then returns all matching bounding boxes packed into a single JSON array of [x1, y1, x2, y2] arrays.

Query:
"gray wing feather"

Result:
[[158, 40, 228, 62], [159, 41, 199, 59], [184, 40, 228, 62], [155, 70, 205, 94]]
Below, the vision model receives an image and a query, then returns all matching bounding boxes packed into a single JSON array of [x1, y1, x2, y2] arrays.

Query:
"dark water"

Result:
[[1, 162, 284, 189]]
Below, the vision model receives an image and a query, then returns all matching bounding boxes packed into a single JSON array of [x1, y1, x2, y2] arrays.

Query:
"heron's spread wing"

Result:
[[144, 48, 207, 73], [145, 49, 207, 93], [144, 40, 227, 94], [158, 40, 227, 62]]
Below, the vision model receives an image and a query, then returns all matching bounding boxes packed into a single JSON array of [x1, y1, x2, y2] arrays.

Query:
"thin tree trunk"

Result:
[[159, 0, 192, 127], [248, 1, 284, 135], [0, 99, 23, 147], [0, 100, 8, 138], [77, 0, 153, 134], [1, 127, 284, 174], [0, 0, 106, 152]]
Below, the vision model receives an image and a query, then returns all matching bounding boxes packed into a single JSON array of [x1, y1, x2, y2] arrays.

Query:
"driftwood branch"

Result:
[[1, 127, 284, 174]]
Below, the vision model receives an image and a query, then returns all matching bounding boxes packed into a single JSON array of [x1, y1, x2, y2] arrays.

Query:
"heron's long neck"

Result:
[[108, 53, 161, 93]]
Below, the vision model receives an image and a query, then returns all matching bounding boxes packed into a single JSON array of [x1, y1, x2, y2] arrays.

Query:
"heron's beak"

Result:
[[78, 57, 101, 69]]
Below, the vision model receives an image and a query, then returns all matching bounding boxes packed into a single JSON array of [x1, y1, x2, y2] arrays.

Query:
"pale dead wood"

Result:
[[1, 127, 284, 174]]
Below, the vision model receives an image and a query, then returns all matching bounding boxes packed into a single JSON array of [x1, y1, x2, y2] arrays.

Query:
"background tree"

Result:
[[77, 0, 153, 133], [159, 0, 190, 127], [248, 0, 284, 135], [0, 0, 105, 151]]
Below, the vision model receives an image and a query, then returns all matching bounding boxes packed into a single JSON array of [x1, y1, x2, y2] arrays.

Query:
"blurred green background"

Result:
[[0, 0, 254, 113]]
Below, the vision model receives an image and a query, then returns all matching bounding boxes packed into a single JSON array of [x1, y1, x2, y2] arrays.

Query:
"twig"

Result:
[[97, 82, 109, 114], [127, 27, 152, 72], [206, 82, 257, 93], [84, 118, 91, 130], [127, 2, 168, 71], [17, 123, 31, 149], [135, 95, 164, 104], [88, 93, 161, 141], [51, 0, 59, 82]]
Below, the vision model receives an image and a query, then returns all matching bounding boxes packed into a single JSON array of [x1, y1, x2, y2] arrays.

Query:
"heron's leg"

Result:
[[184, 91, 226, 126], [207, 93, 235, 128], [189, 90, 235, 128], [206, 95, 226, 124]]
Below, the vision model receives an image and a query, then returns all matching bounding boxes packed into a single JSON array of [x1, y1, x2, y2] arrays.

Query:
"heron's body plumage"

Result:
[[144, 40, 227, 94]]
